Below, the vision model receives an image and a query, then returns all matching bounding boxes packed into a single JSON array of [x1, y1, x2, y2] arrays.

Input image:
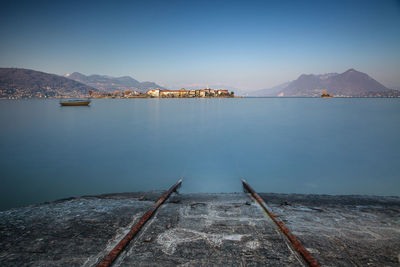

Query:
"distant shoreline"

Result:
[[2, 96, 400, 100]]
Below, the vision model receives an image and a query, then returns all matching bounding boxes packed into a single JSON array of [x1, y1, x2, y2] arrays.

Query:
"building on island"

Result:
[[146, 87, 234, 98], [147, 89, 160, 97], [189, 90, 196, 97], [217, 89, 229, 96], [321, 89, 333, 98]]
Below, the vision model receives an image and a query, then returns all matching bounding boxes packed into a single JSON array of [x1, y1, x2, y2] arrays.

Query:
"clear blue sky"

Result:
[[0, 0, 399, 90]]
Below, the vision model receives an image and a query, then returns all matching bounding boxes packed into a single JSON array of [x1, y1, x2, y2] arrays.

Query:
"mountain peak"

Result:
[[343, 68, 361, 74], [253, 69, 398, 97], [341, 69, 371, 80]]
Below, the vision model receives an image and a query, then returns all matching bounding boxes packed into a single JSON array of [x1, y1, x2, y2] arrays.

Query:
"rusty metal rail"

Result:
[[97, 179, 183, 267], [242, 179, 321, 267]]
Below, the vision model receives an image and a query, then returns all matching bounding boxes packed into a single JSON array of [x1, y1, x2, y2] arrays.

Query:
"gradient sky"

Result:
[[0, 0, 399, 91]]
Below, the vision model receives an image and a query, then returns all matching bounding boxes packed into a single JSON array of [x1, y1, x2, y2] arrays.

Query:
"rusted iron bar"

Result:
[[242, 179, 321, 267], [97, 179, 183, 267]]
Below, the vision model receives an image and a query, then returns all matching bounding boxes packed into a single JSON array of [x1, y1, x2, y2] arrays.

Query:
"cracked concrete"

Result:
[[0, 192, 163, 267], [259, 193, 400, 267], [115, 193, 306, 266], [0, 192, 399, 266]]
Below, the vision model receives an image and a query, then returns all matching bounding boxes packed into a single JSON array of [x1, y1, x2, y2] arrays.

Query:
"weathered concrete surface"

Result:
[[114, 193, 303, 266], [0, 192, 164, 267], [259, 193, 400, 267], [0, 192, 399, 266]]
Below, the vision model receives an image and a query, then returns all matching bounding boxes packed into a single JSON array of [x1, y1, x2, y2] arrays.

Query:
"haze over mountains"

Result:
[[0, 68, 165, 98], [252, 69, 400, 97], [0, 68, 96, 98], [65, 72, 164, 93], [1, 67, 399, 98]]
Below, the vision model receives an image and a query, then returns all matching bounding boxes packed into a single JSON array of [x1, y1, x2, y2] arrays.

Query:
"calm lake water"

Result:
[[1, 98, 400, 210]]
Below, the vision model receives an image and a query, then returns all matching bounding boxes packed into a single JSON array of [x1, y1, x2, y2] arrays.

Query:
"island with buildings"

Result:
[[89, 87, 235, 99], [321, 89, 333, 98], [146, 87, 234, 98]]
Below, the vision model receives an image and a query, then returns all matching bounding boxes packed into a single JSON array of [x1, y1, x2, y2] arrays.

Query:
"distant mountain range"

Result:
[[0, 68, 96, 98], [252, 69, 400, 97], [65, 72, 165, 93], [0, 68, 165, 98], [1, 67, 399, 99]]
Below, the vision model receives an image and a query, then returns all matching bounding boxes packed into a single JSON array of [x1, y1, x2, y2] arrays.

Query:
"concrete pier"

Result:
[[0, 192, 399, 266]]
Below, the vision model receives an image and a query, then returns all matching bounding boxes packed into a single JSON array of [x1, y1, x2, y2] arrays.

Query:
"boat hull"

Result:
[[60, 101, 90, 106]]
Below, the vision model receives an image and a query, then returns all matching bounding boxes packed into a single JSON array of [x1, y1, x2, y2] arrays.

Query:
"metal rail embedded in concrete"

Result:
[[96, 179, 182, 267], [242, 179, 321, 267]]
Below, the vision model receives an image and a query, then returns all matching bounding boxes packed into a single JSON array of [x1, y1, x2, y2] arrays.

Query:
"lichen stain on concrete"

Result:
[[156, 201, 257, 255], [178, 201, 267, 228], [117, 194, 305, 266], [1, 192, 399, 266], [157, 228, 247, 255], [245, 240, 260, 249]]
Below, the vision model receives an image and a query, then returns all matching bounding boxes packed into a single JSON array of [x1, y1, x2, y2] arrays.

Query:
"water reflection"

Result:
[[0, 98, 399, 210]]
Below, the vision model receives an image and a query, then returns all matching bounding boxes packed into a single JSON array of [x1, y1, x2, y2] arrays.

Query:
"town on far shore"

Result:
[[89, 87, 235, 99]]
